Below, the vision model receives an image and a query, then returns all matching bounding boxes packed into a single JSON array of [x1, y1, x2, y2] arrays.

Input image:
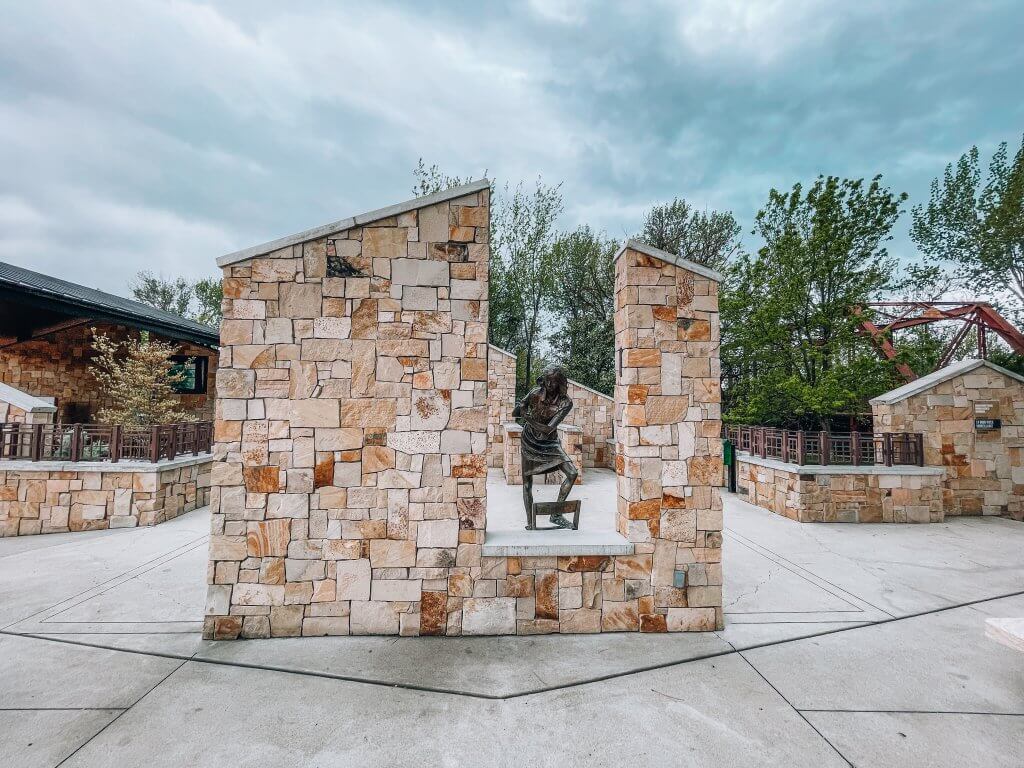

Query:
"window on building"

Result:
[[169, 355, 208, 394]]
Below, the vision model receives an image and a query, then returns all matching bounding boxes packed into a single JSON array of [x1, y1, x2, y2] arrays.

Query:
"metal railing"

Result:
[[724, 425, 924, 467], [0, 421, 213, 463]]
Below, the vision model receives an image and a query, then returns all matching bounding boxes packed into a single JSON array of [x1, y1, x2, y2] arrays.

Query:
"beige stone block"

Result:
[[462, 597, 516, 635], [369, 538, 416, 567], [350, 600, 402, 635]]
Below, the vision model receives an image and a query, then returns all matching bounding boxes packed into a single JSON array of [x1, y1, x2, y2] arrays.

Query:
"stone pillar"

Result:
[[204, 181, 491, 639], [613, 240, 723, 631]]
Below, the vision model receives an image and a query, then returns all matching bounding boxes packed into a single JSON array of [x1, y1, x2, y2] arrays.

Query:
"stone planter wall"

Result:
[[872, 363, 1024, 520], [736, 455, 945, 523], [0, 456, 211, 536], [487, 345, 614, 470]]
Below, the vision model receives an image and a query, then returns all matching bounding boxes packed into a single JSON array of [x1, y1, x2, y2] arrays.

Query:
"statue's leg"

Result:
[[556, 461, 578, 503], [548, 461, 578, 529], [523, 475, 535, 529]]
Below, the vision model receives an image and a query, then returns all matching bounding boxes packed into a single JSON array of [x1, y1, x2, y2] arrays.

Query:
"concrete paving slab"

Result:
[[33, 632, 205, 656], [60, 654, 848, 768], [196, 630, 733, 696], [40, 542, 207, 624], [0, 508, 209, 629], [724, 494, 1024, 617], [724, 530, 871, 615], [0, 709, 122, 768], [717, 621, 873, 650], [803, 711, 1024, 768], [0, 634, 183, 708], [743, 598, 1024, 713]]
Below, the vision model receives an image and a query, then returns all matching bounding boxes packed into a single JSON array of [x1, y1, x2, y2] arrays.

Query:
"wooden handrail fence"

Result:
[[723, 425, 924, 467], [0, 421, 213, 463]]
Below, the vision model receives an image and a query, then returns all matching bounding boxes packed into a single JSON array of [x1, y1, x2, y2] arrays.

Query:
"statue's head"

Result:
[[539, 366, 568, 399]]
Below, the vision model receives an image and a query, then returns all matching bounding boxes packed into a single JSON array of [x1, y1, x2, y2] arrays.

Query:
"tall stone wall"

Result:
[[486, 345, 614, 470], [612, 242, 723, 631], [0, 323, 216, 422], [204, 184, 492, 639], [872, 364, 1024, 520]]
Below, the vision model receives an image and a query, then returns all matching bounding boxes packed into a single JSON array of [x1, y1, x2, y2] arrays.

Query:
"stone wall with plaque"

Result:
[[872, 359, 1024, 520]]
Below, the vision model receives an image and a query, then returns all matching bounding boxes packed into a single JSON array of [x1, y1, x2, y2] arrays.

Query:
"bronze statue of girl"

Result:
[[512, 366, 579, 529]]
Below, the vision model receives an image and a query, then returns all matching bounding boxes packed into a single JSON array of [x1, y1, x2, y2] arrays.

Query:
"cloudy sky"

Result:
[[2, 0, 1022, 296]]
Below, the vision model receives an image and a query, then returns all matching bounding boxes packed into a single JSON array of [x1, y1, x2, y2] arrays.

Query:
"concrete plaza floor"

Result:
[[2, 494, 1023, 767]]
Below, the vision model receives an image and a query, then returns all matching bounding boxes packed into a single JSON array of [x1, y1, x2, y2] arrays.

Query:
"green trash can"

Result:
[[722, 438, 737, 493]]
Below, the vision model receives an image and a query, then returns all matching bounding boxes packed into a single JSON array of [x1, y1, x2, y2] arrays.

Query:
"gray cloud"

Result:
[[2, 0, 1022, 294]]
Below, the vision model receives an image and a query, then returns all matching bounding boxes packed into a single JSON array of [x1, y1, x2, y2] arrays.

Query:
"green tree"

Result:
[[639, 198, 742, 270], [131, 272, 222, 327], [131, 272, 193, 317], [911, 135, 1024, 319], [193, 277, 223, 326], [722, 175, 909, 427], [545, 227, 617, 394], [492, 178, 564, 391]]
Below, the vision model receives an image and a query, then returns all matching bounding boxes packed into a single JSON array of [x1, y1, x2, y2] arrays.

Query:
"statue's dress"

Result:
[[518, 391, 573, 478]]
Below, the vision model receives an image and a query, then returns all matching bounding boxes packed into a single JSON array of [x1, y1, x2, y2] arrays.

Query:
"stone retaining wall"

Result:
[[736, 455, 945, 523], [0, 456, 211, 536]]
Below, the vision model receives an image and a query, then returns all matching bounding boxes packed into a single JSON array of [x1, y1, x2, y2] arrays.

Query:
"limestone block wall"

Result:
[[0, 456, 211, 536], [612, 241, 724, 631], [872, 363, 1024, 520], [487, 344, 614, 470], [0, 323, 217, 422], [204, 183, 492, 639], [736, 456, 945, 523], [487, 346, 517, 468]]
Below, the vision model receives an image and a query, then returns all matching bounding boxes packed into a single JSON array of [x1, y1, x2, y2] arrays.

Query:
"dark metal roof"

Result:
[[0, 261, 219, 348]]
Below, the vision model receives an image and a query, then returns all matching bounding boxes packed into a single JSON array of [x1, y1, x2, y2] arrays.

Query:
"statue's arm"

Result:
[[545, 398, 573, 430], [512, 387, 541, 419]]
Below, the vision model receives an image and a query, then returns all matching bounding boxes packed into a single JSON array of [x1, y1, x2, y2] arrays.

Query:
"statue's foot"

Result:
[[548, 513, 573, 529]]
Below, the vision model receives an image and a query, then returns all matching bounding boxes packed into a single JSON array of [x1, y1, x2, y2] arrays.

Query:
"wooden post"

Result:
[[759, 427, 766, 459], [819, 430, 829, 465], [883, 433, 893, 467], [851, 430, 861, 466], [110, 425, 121, 463], [150, 426, 160, 464], [168, 424, 178, 460], [796, 430, 806, 465], [70, 425, 82, 462], [31, 424, 44, 461], [916, 433, 924, 467]]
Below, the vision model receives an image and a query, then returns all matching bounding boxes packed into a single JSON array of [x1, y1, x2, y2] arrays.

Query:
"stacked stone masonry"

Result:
[[0, 457, 211, 536], [205, 186, 494, 639], [611, 243, 724, 632], [0, 322, 216, 422], [736, 457, 945, 523], [872, 365, 1024, 520], [486, 345, 614, 470], [206, 210, 724, 636]]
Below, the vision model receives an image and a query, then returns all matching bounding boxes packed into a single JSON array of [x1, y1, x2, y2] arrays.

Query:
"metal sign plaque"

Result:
[[974, 418, 1002, 431]]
